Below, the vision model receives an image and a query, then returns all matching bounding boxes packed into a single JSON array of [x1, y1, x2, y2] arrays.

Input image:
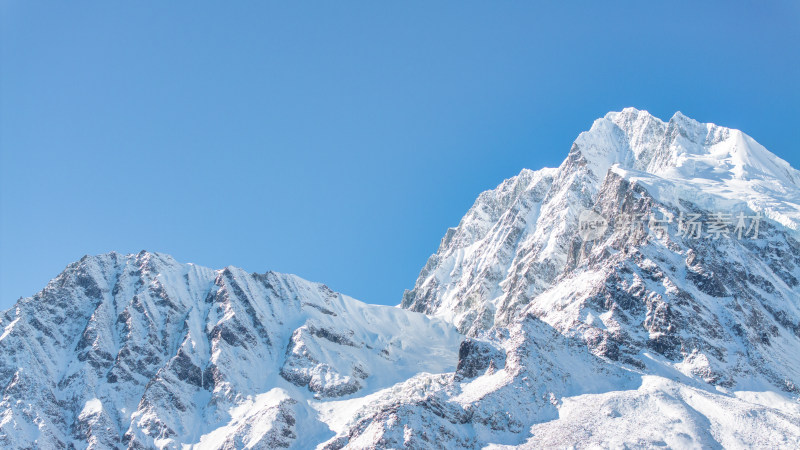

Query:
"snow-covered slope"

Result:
[[0, 252, 461, 448], [3, 109, 800, 449], [390, 108, 800, 447], [403, 108, 800, 336]]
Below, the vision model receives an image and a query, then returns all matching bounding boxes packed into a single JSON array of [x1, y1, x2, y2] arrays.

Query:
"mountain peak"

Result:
[[668, 109, 694, 123], [572, 109, 799, 195], [604, 106, 663, 124], [406, 107, 800, 334]]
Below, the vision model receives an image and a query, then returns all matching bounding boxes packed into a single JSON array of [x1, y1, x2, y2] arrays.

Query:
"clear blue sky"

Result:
[[1, 2, 799, 309]]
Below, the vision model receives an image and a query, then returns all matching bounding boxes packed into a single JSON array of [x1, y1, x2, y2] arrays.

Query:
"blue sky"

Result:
[[1, 1, 799, 309]]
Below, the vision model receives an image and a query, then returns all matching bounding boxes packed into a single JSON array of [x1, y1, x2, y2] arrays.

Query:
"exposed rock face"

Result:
[[455, 339, 505, 379], [3, 109, 800, 448], [280, 323, 365, 397]]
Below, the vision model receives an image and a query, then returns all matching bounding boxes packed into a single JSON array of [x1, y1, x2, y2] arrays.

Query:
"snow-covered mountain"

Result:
[[396, 108, 800, 447], [2, 109, 800, 448], [0, 252, 461, 448]]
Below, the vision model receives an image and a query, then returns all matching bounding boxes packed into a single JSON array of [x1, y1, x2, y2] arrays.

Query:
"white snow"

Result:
[[3, 109, 799, 448], [79, 398, 103, 419]]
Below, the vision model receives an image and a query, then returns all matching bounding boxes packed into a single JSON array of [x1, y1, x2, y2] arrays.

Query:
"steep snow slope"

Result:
[[0, 252, 461, 448]]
